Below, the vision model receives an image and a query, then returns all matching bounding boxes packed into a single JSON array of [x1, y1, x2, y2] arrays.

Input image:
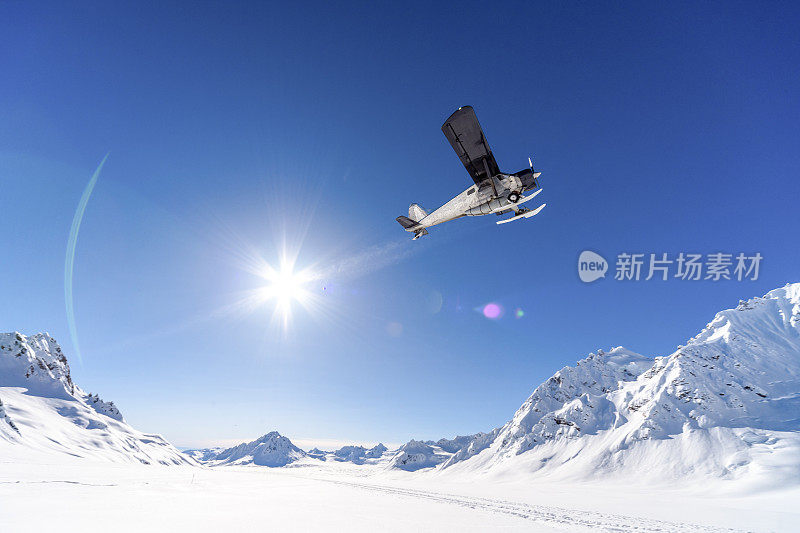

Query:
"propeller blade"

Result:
[[528, 156, 539, 187]]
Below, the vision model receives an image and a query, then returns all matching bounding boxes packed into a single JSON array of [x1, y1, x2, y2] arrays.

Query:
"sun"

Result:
[[272, 265, 310, 307], [273, 268, 301, 304], [256, 258, 315, 330]]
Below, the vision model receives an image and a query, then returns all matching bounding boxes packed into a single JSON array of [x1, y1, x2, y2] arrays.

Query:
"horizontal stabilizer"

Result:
[[396, 215, 419, 230]]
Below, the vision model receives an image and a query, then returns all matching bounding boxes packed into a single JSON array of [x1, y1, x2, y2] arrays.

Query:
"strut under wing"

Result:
[[441, 106, 501, 186]]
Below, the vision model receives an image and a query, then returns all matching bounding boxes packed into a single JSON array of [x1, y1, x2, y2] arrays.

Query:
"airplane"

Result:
[[396, 105, 545, 239]]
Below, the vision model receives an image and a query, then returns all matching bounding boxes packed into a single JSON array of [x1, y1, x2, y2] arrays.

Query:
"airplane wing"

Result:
[[441, 106, 501, 186]]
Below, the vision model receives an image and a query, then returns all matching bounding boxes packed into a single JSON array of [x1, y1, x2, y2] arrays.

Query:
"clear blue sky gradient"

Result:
[[2, 2, 799, 448]]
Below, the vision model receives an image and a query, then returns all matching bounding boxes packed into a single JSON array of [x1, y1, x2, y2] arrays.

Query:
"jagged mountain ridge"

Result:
[[618, 286, 800, 438], [0, 332, 194, 466], [436, 283, 800, 484], [331, 443, 387, 463], [389, 440, 450, 471], [5, 283, 798, 485], [186, 284, 800, 481], [0, 332, 75, 397], [387, 432, 501, 471], [490, 347, 653, 456], [188, 438, 390, 466], [385, 347, 651, 471]]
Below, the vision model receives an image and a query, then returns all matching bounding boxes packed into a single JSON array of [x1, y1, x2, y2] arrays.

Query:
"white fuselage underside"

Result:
[[414, 173, 523, 229]]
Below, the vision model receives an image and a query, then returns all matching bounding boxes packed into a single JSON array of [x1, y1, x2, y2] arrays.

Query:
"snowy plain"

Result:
[[2, 449, 799, 532]]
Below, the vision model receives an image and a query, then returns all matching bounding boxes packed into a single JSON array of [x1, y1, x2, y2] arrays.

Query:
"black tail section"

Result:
[[396, 215, 418, 229]]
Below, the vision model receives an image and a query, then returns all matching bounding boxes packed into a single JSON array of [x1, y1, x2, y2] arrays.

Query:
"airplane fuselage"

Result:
[[414, 173, 529, 229]]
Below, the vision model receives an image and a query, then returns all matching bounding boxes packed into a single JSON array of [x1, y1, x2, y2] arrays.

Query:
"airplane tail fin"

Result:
[[397, 204, 429, 239], [408, 203, 427, 222]]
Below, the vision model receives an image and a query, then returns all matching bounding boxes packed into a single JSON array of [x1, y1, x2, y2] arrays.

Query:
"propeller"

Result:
[[528, 156, 540, 188]]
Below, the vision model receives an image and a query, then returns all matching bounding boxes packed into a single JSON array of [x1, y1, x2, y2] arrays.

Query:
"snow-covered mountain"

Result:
[[434, 283, 800, 487], [331, 443, 387, 463], [384, 434, 497, 471], [463, 346, 653, 461], [306, 447, 327, 459], [183, 446, 225, 462], [385, 347, 651, 471], [8, 282, 799, 489], [0, 332, 194, 465], [188, 431, 307, 467], [389, 439, 452, 471], [188, 437, 390, 466]]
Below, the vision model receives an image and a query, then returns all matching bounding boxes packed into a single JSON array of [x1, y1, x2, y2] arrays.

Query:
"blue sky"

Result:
[[2, 1, 799, 448]]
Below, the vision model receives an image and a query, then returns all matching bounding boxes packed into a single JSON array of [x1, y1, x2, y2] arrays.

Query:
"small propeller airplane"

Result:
[[397, 106, 545, 239]]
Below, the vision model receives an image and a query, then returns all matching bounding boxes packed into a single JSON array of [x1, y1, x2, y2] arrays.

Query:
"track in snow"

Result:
[[315, 477, 745, 533]]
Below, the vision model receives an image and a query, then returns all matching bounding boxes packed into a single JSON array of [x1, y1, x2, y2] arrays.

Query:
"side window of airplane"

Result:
[[467, 187, 475, 195]]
